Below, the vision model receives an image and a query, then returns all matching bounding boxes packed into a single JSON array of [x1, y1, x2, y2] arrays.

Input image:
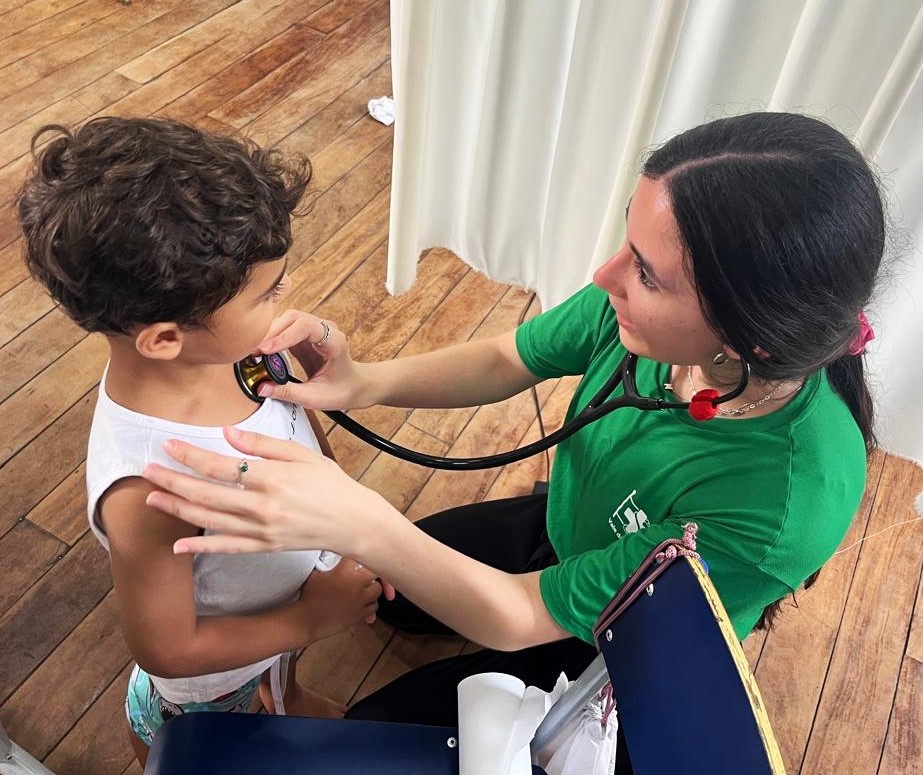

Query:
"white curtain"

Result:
[[386, 0, 923, 468]]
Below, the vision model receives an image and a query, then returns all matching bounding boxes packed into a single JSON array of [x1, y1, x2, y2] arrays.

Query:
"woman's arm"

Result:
[[256, 312, 541, 411], [143, 430, 571, 651], [102, 477, 381, 678], [357, 330, 541, 409], [359, 512, 570, 650]]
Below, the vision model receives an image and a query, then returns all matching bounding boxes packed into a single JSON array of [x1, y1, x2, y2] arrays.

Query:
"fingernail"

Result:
[[257, 384, 273, 398], [173, 542, 191, 555], [226, 426, 242, 439], [163, 440, 177, 453]]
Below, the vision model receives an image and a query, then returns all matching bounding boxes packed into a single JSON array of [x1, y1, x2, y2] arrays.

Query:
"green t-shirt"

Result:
[[517, 284, 866, 643]]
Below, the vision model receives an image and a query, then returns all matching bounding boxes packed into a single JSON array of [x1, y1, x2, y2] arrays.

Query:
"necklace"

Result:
[[686, 367, 791, 417]]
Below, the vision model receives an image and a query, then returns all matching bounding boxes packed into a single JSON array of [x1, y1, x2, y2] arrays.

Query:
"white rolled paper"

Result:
[[457, 673, 534, 775]]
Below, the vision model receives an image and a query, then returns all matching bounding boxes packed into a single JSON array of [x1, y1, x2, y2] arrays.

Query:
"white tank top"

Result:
[[86, 371, 321, 703]]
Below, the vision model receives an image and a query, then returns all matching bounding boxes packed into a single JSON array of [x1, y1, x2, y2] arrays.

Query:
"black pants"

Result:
[[344, 494, 632, 772]]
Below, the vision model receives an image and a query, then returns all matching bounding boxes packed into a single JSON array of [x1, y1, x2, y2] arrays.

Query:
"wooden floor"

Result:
[[0, 1, 921, 773]]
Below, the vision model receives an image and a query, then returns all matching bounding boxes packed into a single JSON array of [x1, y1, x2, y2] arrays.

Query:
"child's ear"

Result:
[[135, 323, 183, 360]]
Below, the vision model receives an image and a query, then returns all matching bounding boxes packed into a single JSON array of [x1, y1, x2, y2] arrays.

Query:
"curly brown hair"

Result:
[[17, 116, 312, 334]]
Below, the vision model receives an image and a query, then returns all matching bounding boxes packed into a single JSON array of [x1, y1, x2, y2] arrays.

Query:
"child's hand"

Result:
[[296, 558, 382, 641], [364, 577, 397, 624]]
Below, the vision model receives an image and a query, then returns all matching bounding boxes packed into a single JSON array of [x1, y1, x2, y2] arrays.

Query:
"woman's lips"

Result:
[[616, 311, 634, 332]]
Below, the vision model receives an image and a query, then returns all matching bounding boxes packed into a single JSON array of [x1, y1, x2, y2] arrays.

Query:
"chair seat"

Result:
[[144, 712, 460, 775]]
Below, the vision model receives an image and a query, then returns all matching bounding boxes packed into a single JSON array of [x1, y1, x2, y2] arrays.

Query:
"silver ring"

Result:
[[354, 562, 363, 572], [317, 320, 332, 345], [236, 458, 249, 488]]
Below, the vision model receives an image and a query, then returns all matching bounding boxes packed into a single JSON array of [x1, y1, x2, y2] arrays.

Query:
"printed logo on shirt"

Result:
[[608, 489, 649, 539], [288, 402, 298, 440]]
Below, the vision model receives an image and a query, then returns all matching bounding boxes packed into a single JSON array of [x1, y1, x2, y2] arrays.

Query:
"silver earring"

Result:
[[713, 351, 728, 366]]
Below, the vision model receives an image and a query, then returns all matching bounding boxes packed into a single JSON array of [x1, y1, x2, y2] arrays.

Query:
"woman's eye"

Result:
[[633, 257, 656, 289], [270, 275, 291, 300]]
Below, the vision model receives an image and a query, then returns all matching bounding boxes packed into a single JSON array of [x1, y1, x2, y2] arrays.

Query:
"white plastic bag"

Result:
[[540, 683, 617, 775]]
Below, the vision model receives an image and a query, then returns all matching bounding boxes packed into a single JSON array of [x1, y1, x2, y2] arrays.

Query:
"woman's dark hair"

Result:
[[17, 116, 312, 334], [643, 111, 883, 453], [643, 112, 886, 630]]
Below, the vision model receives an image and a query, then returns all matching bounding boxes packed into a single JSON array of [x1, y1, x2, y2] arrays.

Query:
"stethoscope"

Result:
[[234, 350, 750, 471]]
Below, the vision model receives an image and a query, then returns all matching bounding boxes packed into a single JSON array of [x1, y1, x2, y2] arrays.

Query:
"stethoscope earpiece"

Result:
[[234, 353, 295, 403]]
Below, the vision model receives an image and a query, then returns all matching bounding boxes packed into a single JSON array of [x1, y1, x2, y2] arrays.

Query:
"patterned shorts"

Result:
[[125, 663, 260, 746]]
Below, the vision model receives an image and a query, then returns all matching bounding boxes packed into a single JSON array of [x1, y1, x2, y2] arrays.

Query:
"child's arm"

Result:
[[101, 476, 379, 679]]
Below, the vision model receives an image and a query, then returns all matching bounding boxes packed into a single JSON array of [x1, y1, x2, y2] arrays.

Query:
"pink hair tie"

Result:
[[847, 311, 875, 356]]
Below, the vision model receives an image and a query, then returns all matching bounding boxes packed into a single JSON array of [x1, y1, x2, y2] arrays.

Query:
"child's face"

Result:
[[182, 258, 290, 364]]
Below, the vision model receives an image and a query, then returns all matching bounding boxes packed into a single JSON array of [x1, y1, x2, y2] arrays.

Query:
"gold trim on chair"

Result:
[[686, 557, 787, 774]]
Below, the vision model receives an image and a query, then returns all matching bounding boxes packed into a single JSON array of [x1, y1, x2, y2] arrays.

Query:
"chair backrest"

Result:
[[594, 556, 785, 774]]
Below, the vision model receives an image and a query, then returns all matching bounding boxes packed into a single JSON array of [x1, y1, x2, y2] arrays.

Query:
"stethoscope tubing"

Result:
[[236, 351, 750, 471]]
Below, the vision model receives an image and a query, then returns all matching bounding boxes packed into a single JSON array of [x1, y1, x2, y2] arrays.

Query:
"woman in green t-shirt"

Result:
[[142, 112, 885, 730]]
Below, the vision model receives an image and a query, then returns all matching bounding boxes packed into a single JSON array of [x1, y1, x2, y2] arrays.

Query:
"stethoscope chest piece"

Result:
[[234, 353, 294, 402]]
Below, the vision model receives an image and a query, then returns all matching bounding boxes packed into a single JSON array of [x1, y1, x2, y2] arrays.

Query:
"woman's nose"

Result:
[[593, 246, 630, 295]]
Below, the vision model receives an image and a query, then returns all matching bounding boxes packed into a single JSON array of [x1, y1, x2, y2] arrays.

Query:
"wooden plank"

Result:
[[284, 139, 392, 281], [481, 375, 578, 502], [209, 4, 389, 134], [0, 93, 93, 173], [295, 619, 395, 705], [0, 0, 237, 134], [159, 22, 325, 125], [753, 450, 885, 772], [0, 531, 111, 704], [0, 590, 130, 759], [742, 628, 768, 673], [352, 631, 467, 704], [0, 0, 197, 107], [908, 521, 923, 662], [309, 246, 391, 335], [800, 455, 923, 774], [43, 662, 135, 775], [0, 0, 87, 42], [100, 2, 325, 122], [122, 760, 143, 775], [327, 404, 412, 481], [277, 59, 392, 158], [302, 0, 385, 35], [70, 71, 140, 115], [296, 101, 394, 192], [116, 0, 323, 84], [390, 275, 558, 522], [286, 190, 391, 313], [358, 423, 448, 513], [0, 331, 107, 465], [0, 518, 66, 617], [0, 309, 85, 402], [0, 239, 27, 297], [402, 274, 524, 444], [0, 0, 119, 71], [1, 0, 163, 90], [0, 158, 31, 249], [0, 278, 57, 349], [1, 387, 95, 532], [879, 656, 923, 774], [26, 461, 87, 546], [404, 387, 553, 523]]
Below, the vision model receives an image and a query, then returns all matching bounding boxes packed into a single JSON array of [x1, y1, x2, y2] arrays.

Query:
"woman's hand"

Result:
[[142, 426, 395, 557], [255, 310, 371, 409]]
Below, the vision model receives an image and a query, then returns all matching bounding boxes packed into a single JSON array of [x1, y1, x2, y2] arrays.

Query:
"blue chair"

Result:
[[145, 555, 784, 774]]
